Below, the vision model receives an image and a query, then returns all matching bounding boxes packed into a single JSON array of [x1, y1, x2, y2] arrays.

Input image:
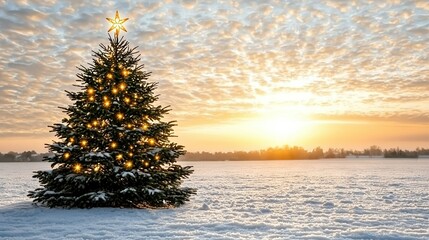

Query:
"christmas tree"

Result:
[[28, 11, 196, 208]]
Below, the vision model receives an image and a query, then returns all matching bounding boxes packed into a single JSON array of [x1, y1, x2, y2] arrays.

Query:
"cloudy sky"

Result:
[[0, 0, 428, 153]]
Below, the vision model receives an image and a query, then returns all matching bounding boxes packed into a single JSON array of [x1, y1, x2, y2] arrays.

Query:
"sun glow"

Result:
[[246, 113, 311, 145], [179, 112, 313, 151]]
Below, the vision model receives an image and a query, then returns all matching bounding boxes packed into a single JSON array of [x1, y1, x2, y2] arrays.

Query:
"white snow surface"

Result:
[[1, 159, 429, 239]]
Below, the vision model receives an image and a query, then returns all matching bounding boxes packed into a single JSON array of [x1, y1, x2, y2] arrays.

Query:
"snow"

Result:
[[121, 171, 135, 178], [146, 188, 162, 195], [1, 159, 429, 239]]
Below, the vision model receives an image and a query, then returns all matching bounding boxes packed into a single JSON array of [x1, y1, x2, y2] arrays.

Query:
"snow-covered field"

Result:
[[1, 159, 428, 239]]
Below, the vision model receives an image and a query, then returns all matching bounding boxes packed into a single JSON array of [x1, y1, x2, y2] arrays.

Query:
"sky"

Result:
[[0, 0, 428, 153]]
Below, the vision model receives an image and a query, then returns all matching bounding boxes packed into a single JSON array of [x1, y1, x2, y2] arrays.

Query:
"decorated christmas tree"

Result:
[[28, 12, 196, 208]]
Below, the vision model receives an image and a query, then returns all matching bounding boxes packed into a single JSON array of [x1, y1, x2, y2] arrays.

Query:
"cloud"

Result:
[[0, 0, 428, 151]]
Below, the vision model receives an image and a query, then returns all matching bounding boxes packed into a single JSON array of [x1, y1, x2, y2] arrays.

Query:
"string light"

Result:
[[110, 142, 118, 149], [127, 123, 133, 129], [143, 161, 150, 168], [142, 124, 149, 130], [87, 123, 92, 128], [94, 164, 101, 172], [148, 138, 156, 146], [73, 163, 82, 173], [96, 77, 102, 83], [92, 120, 98, 127], [112, 87, 118, 95], [119, 82, 127, 90], [63, 152, 71, 160], [124, 97, 131, 104], [103, 100, 111, 108], [116, 112, 124, 120], [155, 155, 160, 161], [122, 69, 129, 77], [128, 152, 133, 157], [125, 161, 133, 169], [106, 73, 113, 79], [69, 137, 75, 144], [87, 87, 95, 95], [80, 139, 88, 147], [116, 154, 123, 160], [88, 96, 95, 102], [118, 64, 123, 69]]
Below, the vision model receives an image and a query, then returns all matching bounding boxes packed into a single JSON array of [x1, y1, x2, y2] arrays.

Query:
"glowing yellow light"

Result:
[[155, 155, 160, 161], [92, 120, 98, 126], [96, 77, 102, 83], [112, 87, 118, 95], [87, 87, 95, 95], [110, 142, 118, 149], [106, 11, 129, 37], [142, 124, 149, 130], [87, 123, 92, 128], [80, 139, 88, 147], [127, 123, 133, 129], [129, 146, 134, 150], [118, 64, 123, 69], [103, 100, 111, 108], [148, 138, 156, 146], [116, 112, 124, 120], [63, 152, 71, 160], [125, 160, 133, 169], [143, 161, 150, 168], [116, 154, 123, 160], [128, 152, 133, 157], [106, 73, 113, 79], [144, 115, 149, 120], [101, 120, 107, 127], [73, 163, 82, 173], [69, 137, 75, 143], [122, 69, 129, 77], [124, 97, 131, 104], [88, 96, 95, 102], [119, 82, 127, 90], [94, 164, 100, 172]]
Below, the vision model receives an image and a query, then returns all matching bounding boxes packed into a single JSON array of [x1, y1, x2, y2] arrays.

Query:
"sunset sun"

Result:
[[248, 113, 310, 145]]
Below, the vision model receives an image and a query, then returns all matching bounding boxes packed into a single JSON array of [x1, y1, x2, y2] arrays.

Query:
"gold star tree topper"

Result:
[[106, 11, 129, 37]]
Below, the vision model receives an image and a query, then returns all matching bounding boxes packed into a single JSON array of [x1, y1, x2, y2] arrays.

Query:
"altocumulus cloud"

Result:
[[0, 0, 428, 144]]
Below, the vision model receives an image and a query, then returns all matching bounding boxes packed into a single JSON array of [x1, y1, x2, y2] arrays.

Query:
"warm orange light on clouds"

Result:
[[0, 1, 428, 153]]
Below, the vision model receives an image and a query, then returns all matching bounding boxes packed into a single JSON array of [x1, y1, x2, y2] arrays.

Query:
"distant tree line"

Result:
[[180, 145, 429, 161], [0, 151, 51, 162], [1, 146, 429, 162]]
